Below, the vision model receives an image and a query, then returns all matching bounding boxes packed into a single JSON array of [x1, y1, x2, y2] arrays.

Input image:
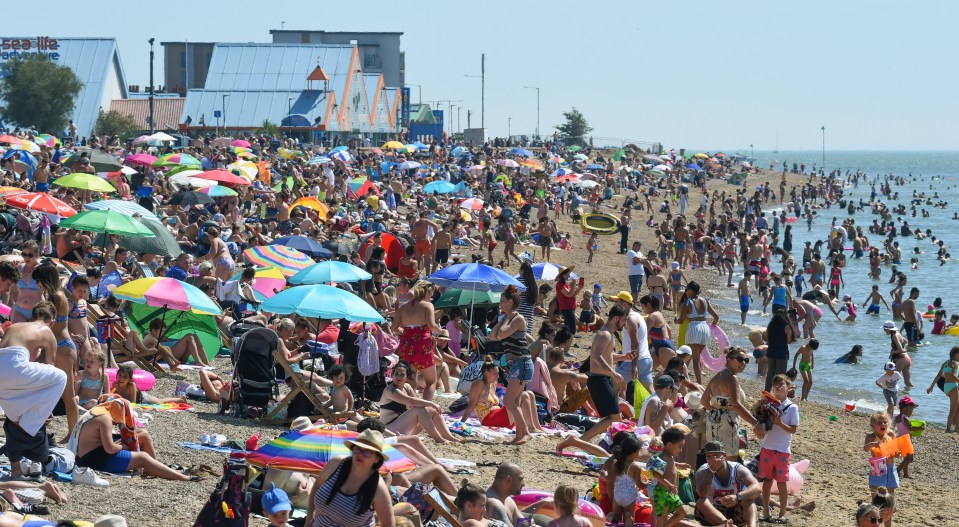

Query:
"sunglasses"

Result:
[[352, 447, 375, 458], [730, 356, 750, 364], [22, 253, 36, 258], [865, 517, 882, 524]]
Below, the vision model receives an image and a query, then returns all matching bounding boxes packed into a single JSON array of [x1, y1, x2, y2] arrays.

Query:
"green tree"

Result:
[[555, 107, 593, 146], [256, 119, 278, 138], [0, 54, 83, 133], [95, 109, 140, 141]]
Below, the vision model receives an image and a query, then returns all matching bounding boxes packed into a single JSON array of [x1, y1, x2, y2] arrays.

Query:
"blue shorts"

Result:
[[868, 461, 900, 489], [867, 304, 880, 314], [635, 356, 653, 385], [507, 357, 533, 382], [628, 274, 644, 296], [35, 182, 49, 192], [740, 296, 751, 313]]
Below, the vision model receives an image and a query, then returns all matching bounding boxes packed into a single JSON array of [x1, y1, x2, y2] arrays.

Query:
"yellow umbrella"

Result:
[[693, 153, 709, 159], [228, 161, 258, 179], [53, 173, 116, 193], [382, 141, 405, 150], [290, 196, 331, 219]]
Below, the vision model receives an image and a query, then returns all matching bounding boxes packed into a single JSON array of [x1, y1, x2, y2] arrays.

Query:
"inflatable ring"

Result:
[[512, 490, 605, 527], [105, 367, 157, 392], [580, 213, 621, 235], [700, 324, 730, 373], [921, 313, 935, 319], [945, 326, 959, 336], [785, 217, 799, 223]]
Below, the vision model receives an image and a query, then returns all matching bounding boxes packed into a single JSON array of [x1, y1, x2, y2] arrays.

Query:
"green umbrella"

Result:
[[53, 172, 117, 193], [567, 145, 582, 152], [60, 209, 156, 237], [434, 288, 501, 309], [614, 149, 625, 161], [126, 303, 221, 363], [93, 216, 182, 257]]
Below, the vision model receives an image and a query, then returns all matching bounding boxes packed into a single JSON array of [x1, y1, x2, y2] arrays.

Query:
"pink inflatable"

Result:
[[771, 458, 810, 496], [512, 490, 605, 527], [700, 324, 729, 372], [105, 367, 157, 392]]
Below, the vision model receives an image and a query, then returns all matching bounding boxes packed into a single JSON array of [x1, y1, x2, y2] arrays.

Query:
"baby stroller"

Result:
[[224, 326, 280, 418]]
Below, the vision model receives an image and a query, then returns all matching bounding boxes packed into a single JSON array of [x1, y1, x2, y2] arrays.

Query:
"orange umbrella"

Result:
[[289, 196, 331, 219], [5, 192, 77, 217], [0, 186, 27, 199]]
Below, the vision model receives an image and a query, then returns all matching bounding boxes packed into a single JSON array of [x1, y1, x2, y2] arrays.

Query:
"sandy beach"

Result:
[[34, 167, 959, 526]]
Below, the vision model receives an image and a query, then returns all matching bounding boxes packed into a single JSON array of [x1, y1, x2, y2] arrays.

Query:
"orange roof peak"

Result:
[[308, 66, 329, 81]]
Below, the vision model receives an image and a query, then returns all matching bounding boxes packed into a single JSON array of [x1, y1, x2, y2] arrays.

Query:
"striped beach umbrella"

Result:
[[113, 277, 221, 315], [152, 153, 201, 168], [231, 266, 286, 302], [242, 246, 313, 278], [242, 428, 415, 475]]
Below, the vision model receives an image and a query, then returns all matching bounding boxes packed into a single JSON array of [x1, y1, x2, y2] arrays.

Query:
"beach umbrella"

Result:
[[329, 146, 349, 153], [585, 164, 605, 171], [466, 165, 485, 175], [554, 174, 581, 184], [231, 139, 251, 148], [60, 210, 156, 240], [242, 246, 313, 278], [577, 180, 600, 189], [520, 159, 543, 170], [348, 177, 378, 197], [307, 156, 332, 165], [10, 140, 39, 154], [496, 159, 520, 168], [685, 163, 704, 171], [289, 261, 372, 285], [397, 160, 421, 170], [411, 141, 428, 150], [567, 145, 582, 152], [194, 169, 251, 186], [126, 303, 220, 363], [271, 235, 333, 258], [427, 263, 526, 292], [330, 151, 352, 163], [199, 185, 238, 198], [35, 134, 60, 147], [210, 137, 232, 148], [152, 152, 201, 168], [572, 154, 588, 161], [0, 186, 27, 199], [169, 191, 215, 206], [434, 288, 501, 309], [125, 153, 157, 167], [693, 153, 709, 159], [451, 146, 467, 158], [423, 180, 456, 194], [260, 284, 383, 323], [52, 172, 116, 193], [459, 198, 484, 211], [614, 149, 626, 161], [60, 150, 122, 172], [5, 192, 77, 217], [648, 170, 666, 178], [242, 428, 414, 475], [131, 135, 150, 145], [382, 141, 406, 150], [289, 196, 331, 219], [231, 266, 287, 302], [531, 262, 578, 281], [227, 161, 258, 179], [550, 168, 574, 178], [168, 169, 215, 188], [653, 164, 672, 172], [642, 154, 663, 163], [147, 132, 176, 144], [85, 200, 161, 223], [509, 147, 533, 157], [0, 135, 22, 144], [322, 240, 354, 256], [113, 277, 221, 315], [93, 216, 181, 257], [357, 233, 406, 271]]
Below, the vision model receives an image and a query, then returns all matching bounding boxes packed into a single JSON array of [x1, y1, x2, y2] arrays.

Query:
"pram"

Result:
[[223, 326, 280, 418]]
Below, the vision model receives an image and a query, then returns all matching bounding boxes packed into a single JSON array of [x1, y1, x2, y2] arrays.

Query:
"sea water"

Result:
[[708, 151, 959, 424]]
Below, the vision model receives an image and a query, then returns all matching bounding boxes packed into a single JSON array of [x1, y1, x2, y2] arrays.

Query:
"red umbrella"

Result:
[[194, 170, 252, 186], [5, 192, 77, 217], [359, 233, 406, 271], [554, 174, 582, 184]]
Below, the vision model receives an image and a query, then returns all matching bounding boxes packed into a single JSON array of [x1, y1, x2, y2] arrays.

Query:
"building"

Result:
[[270, 30, 404, 87], [0, 37, 128, 139], [159, 41, 216, 94], [179, 42, 402, 141], [110, 97, 185, 132]]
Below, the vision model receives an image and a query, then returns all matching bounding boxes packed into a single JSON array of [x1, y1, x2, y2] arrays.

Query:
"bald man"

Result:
[[486, 462, 525, 526], [0, 322, 68, 477]]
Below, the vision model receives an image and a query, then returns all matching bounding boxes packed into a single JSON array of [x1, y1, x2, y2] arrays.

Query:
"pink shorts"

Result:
[[758, 447, 790, 483]]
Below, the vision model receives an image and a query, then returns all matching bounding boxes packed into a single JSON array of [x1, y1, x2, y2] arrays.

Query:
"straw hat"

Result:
[[343, 429, 389, 461], [435, 329, 450, 341]]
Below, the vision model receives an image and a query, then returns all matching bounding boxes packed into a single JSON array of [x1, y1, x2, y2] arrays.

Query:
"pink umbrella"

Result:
[[554, 174, 582, 184], [232, 139, 251, 148], [460, 198, 485, 211], [496, 159, 520, 168], [466, 165, 486, 175], [131, 135, 149, 145], [194, 170, 252, 186], [125, 153, 157, 167]]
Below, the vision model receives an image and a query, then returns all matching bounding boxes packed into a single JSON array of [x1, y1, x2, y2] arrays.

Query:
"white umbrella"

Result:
[[573, 153, 588, 161], [496, 159, 519, 168], [148, 132, 176, 143], [577, 180, 600, 189], [169, 170, 217, 188], [659, 154, 672, 160], [653, 164, 672, 172], [398, 160, 422, 170]]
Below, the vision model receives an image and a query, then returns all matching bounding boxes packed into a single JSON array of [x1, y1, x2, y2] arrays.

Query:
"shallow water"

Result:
[[709, 151, 959, 424]]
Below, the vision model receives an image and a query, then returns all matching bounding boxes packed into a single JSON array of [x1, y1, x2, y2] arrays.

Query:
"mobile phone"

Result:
[[578, 276, 585, 286]]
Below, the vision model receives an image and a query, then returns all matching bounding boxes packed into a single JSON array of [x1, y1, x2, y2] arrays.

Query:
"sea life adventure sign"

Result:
[[0, 37, 61, 61]]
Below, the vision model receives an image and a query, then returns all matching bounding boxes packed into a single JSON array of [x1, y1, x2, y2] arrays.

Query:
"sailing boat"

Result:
[[773, 131, 779, 154]]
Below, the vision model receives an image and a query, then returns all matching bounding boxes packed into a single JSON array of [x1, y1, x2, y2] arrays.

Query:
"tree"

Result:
[[555, 107, 592, 146], [256, 119, 278, 138], [0, 54, 83, 133], [95, 109, 139, 141]]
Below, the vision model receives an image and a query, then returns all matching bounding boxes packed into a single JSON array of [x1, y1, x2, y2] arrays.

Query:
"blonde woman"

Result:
[[392, 281, 443, 401]]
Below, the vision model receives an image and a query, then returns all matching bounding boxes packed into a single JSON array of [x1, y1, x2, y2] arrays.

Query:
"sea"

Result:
[[706, 151, 959, 426]]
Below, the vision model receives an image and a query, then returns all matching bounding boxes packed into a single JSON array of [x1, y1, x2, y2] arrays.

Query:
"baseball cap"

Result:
[[898, 396, 918, 407], [262, 483, 293, 515], [676, 345, 692, 356], [608, 291, 633, 304], [885, 361, 897, 371], [700, 441, 725, 455], [654, 375, 677, 390]]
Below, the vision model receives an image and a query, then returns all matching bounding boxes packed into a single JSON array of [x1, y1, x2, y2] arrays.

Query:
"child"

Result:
[[758, 374, 799, 524], [648, 427, 688, 527], [931, 309, 947, 335], [605, 432, 642, 527], [76, 349, 108, 410], [790, 339, 819, 401], [748, 328, 768, 376], [892, 396, 923, 479], [863, 411, 900, 496], [793, 269, 805, 297], [586, 232, 598, 264], [548, 484, 593, 527], [738, 272, 753, 325], [863, 285, 890, 315], [556, 233, 572, 251], [112, 364, 186, 405], [326, 365, 355, 420], [261, 482, 293, 527], [875, 362, 902, 417], [835, 344, 864, 364], [943, 313, 959, 334], [839, 294, 857, 321], [871, 487, 897, 527], [591, 284, 607, 323], [578, 291, 595, 332], [68, 275, 93, 364]]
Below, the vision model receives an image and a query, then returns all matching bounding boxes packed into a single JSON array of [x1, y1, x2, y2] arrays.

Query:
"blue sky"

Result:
[[12, 0, 957, 150]]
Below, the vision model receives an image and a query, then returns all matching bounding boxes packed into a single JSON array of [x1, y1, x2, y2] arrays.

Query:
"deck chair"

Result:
[[266, 349, 333, 425], [424, 487, 461, 527], [87, 303, 158, 372]]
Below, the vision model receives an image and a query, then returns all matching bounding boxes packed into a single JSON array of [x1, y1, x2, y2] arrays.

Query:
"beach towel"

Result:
[[133, 402, 194, 412], [177, 442, 239, 454], [0, 346, 67, 436], [91, 396, 140, 452]]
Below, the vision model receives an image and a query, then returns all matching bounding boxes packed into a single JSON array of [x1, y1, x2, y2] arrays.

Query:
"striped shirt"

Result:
[[312, 461, 376, 527]]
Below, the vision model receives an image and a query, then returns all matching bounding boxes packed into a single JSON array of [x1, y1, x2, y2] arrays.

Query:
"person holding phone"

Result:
[[555, 267, 584, 336]]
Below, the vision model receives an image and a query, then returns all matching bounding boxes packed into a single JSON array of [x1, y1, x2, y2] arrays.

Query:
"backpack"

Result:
[[193, 460, 252, 527]]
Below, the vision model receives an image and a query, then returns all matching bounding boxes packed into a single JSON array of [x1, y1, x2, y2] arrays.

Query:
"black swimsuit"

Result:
[[380, 383, 408, 423]]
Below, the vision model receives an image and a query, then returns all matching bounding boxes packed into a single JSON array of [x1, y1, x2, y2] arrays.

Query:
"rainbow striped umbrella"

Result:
[[242, 245, 313, 278], [112, 277, 221, 315], [242, 428, 415, 475], [199, 185, 238, 198], [231, 266, 286, 302], [152, 153, 201, 168]]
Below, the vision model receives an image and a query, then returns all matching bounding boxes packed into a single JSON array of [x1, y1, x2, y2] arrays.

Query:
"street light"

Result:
[[288, 98, 294, 132], [508, 117, 512, 140], [464, 53, 485, 130], [450, 104, 458, 136], [148, 38, 155, 134], [522, 85, 540, 140], [750, 143, 754, 159], [821, 126, 826, 169], [407, 84, 422, 105], [222, 94, 230, 135], [457, 107, 463, 135]]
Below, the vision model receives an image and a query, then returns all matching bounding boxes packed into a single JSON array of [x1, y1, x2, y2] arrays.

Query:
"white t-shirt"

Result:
[[760, 399, 800, 453], [877, 371, 902, 391], [627, 249, 645, 277], [617, 311, 649, 377]]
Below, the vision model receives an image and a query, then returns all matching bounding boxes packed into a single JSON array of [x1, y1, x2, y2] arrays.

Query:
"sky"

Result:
[[10, 0, 959, 151]]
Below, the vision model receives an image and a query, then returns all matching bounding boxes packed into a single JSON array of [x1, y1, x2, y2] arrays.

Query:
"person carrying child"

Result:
[[647, 427, 689, 527]]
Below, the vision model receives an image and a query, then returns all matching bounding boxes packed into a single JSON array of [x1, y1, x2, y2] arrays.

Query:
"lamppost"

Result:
[[450, 104, 458, 136], [457, 107, 463, 135], [507, 117, 512, 140], [821, 126, 826, 168], [148, 38, 155, 134], [222, 94, 229, 135], [750, 143, 754, 159], [522, 85, 540, 140], [408, 84, 422, 105], [464, 53, 485, 130]]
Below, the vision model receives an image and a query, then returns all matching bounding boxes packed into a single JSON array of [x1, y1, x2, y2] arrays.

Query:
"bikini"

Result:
[[380, 383, 409, 424], [14, 268, 39, 320], [941, 362, 958, 394], [78, 374, 103, 407], [69, 300, 89, 344]]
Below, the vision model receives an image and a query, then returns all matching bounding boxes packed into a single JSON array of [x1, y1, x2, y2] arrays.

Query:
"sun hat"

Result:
[[676, 345, 692, 356], [290, 416, 315, 432], [671, 261, 680, 270], [343, 429, 389, 461], [898, 396, 918, 407], [261, 483, 293, 515], [684, 391, 703, 410], [608, 291, 634, 304], [700, 441, 726, 455], [885, 361, 897, 371], [435, 329, 451, 341], [94, 516, 128, 527], [882, 321, 897, 331]]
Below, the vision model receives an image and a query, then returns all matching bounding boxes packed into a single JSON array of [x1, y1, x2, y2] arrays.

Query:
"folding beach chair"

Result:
[[424, 487, 461, 527], [266, 348, 333, 425], [87, 303, 158, 372]]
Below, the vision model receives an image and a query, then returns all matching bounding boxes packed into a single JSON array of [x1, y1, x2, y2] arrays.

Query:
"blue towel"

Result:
[[176, 441, 237, 454]]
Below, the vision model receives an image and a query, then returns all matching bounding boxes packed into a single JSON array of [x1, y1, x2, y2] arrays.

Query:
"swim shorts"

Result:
[[415, 239, 432, 256], [740, 296, 751, 313], [586, 374, 620, 418], [799, 360, 813, 373], [758, 447, 790, 483], [652, 484, 684, 516], [867, 304, 880, 314]]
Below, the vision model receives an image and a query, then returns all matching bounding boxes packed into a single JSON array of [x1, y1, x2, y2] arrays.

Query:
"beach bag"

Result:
[[193, 460, 251, 527], [457, 361, 485, 394], [357, 330, 380, 377]]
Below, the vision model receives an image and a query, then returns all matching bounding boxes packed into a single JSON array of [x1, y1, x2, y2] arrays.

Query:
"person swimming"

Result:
[[835, 344, 864, 364]]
